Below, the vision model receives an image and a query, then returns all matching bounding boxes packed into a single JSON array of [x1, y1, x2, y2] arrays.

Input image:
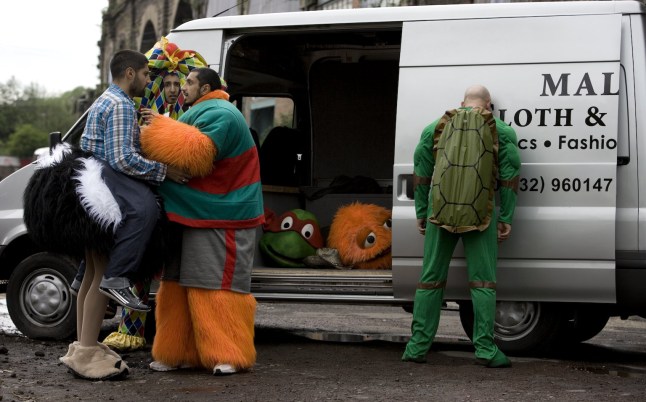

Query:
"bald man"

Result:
[[402, 85, 521, 368]]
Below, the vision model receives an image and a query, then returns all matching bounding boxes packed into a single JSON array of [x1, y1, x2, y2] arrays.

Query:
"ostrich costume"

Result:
[[24, 144, 132, 379], [101, 37, 208, 352], [24, 144, 123, 257]]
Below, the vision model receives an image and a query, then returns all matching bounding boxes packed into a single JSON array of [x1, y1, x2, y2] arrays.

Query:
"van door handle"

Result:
[[617, 156, 629, 166]]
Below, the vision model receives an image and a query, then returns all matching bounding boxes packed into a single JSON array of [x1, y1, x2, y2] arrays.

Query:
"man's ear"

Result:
[[125, 67, 135, 80], [200, 84, 211, 96]]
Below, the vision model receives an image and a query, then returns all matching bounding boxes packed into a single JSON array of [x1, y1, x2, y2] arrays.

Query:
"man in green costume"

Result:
[[402, 85, 521, 368]]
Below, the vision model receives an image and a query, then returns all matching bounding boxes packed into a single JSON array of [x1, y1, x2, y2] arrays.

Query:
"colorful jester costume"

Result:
[[102, 37, 207, 352], [136, 36, 207, 120], [402, 105, 520, 367]]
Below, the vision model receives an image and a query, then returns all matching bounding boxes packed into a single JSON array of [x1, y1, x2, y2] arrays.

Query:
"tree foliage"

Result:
[[5, 124, 48, 157], [0, 79, 91, 156]]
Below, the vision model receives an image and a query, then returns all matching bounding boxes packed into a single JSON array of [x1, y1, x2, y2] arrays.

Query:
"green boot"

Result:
[[402, 288, 444, 362], [470, 287, 510, 368], [475, 349, 511, 368]]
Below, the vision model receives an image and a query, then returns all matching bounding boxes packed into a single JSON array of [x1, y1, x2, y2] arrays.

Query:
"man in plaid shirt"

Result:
[[79, 50, 187, 316]]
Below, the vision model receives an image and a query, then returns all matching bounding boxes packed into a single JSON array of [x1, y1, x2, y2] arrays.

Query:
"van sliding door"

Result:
[[392, 14, 622, 302]]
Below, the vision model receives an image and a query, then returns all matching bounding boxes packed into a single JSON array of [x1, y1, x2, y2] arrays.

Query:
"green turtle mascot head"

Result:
[[260, 209, 324, 267]]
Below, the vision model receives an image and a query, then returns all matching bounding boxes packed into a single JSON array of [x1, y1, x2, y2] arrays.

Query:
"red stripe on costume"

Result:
[[222, 230, 237, 290], [166, 213, 265, 229], [190, 147, 260, 194]]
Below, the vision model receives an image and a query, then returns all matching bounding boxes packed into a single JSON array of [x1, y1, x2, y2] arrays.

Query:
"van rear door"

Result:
[[392, 13, 622, 302]]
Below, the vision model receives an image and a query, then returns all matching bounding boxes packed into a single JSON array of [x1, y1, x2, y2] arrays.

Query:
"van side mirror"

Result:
[[48, 132, 62, 150]]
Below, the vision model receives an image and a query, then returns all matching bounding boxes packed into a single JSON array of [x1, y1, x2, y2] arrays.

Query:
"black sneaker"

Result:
[[99, 286, 151, 312]]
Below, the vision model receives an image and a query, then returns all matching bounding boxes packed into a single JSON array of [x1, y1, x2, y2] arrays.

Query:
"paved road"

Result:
[[3, 294, 645, 356], [2, 295, 645, 400]]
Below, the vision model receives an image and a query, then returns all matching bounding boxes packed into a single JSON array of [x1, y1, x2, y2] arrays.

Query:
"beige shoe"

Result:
[[97, 342, 122, 359], [61, 341, 79, 360], [60, 345, 128, 380], [61, 341, 121, 361]]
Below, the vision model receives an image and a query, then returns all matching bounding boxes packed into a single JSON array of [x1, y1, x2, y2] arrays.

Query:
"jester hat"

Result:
[[135, 37, 207, 120]]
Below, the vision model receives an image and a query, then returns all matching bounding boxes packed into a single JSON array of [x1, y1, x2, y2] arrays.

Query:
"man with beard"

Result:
[[60, 50, 189, 380], [141, 67, 263, 375]]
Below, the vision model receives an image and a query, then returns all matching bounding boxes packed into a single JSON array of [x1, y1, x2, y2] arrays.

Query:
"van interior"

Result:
[[225, 28, 402, 270]]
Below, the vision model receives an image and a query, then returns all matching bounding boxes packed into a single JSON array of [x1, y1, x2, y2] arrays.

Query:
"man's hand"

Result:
[[497, 222, 512, 243], [417, 218, 427, 236], [140, 107, 160, 125], [165, 165, 191, 184]]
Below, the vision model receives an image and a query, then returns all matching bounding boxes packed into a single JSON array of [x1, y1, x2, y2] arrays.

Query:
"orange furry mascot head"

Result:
[[327, 203, 392, 270]]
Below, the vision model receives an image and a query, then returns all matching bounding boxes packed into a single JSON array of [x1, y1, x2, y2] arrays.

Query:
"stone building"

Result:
[[98, 0, 209, 87]]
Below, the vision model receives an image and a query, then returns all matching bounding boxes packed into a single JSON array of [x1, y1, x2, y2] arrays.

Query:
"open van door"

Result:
[[392, 13, 621, 352]]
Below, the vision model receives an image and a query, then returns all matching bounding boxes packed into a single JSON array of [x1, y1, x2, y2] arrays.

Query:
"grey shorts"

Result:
[[163, 226, 256, 293]]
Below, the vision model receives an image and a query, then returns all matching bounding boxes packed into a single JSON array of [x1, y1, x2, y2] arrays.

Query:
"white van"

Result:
[[1, 1, 644, 353]]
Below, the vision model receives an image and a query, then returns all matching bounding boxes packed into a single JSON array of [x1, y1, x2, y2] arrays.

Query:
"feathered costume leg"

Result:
[[24, 144, 129, 380]]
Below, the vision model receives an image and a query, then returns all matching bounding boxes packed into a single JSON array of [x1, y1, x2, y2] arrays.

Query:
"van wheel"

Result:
[[6, 253, 77, 340], [458, 300, 564, 355], [561, 305, 610, 344]]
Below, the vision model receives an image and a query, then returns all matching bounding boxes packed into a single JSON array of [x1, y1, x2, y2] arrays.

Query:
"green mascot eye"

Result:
[[281, 216, 294, 230], [301, 223, 314, 239]]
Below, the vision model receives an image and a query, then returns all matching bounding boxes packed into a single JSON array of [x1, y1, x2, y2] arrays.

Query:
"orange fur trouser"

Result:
[[152, 280, 257, 370]]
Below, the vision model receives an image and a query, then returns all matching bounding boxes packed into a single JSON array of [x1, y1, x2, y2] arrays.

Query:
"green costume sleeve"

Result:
[[413, 122, 438, 219], [495, 118, 521, 224]]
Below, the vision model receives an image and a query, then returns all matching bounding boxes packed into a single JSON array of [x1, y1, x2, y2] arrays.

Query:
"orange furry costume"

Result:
[[327, 203, 392, 270], [140, 88, 263, 373]]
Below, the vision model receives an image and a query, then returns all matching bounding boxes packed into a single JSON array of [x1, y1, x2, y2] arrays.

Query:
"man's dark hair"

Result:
[[110, 50, 148, 79], [193, 68, 222, 91]]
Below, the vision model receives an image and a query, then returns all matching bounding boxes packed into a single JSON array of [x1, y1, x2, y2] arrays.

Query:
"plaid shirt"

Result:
[[81, 84, 166, 184]]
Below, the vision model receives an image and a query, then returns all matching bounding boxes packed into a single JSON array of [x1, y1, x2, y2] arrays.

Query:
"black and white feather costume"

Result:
[[23, 143, 167, 279]]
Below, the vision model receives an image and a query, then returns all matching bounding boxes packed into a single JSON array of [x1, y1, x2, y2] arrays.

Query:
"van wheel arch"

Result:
[[6, 252, 77, 340]]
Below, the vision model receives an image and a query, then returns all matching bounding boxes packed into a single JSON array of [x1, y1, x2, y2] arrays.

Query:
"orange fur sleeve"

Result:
[[140, 115, 217, 177]]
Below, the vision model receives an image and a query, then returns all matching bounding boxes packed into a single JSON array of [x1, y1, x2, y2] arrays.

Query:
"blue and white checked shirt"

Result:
[[81, 84, 167, 184]]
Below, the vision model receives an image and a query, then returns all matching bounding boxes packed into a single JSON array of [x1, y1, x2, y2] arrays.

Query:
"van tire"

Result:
[[6, 253, 77, 340], [561, 305, 610, 344], [458, 300, 564, 355]]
